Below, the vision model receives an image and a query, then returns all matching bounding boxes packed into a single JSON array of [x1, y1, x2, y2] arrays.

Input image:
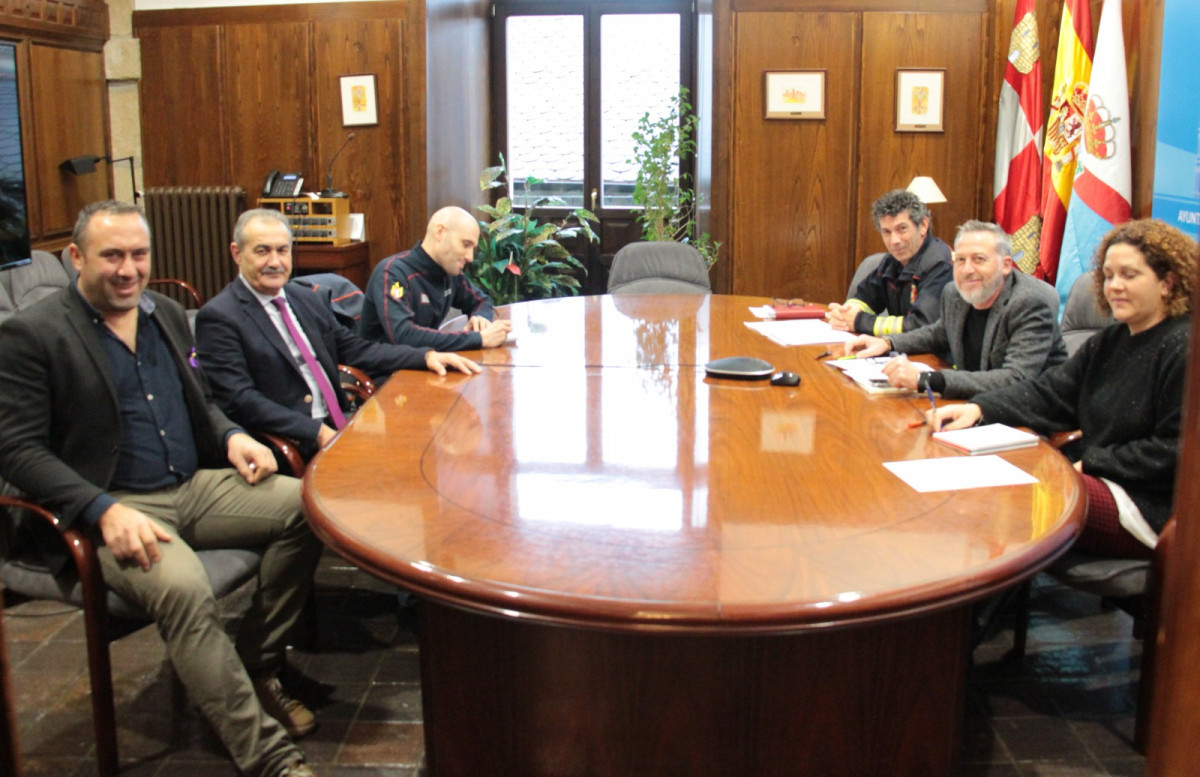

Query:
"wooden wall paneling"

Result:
[[400, 0, 428, 249], [13, 39, 42, 240], [137, 24, 228, 187], [0, 0, 107, 47], [1148, 281, 1200, 770], [28, 43, 107, 240], [134, 2, 426, 270], [314, 16, 411, 261], [1126, 0, 1163, 218], [733, 0, 986, 10], [856, 12, 986, 270], [221, 22, 314, 220], [730, 11, 858, 302], [425, 0, 486, 238]]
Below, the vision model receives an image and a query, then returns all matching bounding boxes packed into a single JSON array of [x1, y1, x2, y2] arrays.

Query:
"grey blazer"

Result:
[[887, 271, 1067, 399]]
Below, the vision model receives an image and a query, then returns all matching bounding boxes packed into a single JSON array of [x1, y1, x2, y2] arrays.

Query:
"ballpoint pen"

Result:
[[926, 383, 940, 430], [815, 350, 832, 360]]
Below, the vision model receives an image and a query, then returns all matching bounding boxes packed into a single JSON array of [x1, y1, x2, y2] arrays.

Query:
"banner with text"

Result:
[[1151, 0, 1199, 237]]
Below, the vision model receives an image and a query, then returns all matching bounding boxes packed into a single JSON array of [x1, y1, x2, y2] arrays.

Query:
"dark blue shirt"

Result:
[[76, 288, 198, 523]]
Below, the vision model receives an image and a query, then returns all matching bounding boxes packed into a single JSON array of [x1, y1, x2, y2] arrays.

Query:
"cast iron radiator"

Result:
[[143, 186, 245, 302]]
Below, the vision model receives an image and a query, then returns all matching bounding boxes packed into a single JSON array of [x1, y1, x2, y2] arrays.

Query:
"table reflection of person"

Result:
[[931, 219, 1196, 559]]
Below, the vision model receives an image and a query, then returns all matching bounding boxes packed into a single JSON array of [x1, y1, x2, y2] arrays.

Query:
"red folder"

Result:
[[771, 304, 826, 320]]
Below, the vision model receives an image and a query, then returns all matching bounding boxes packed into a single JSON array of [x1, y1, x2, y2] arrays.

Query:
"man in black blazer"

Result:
[[195, 209, 479, 459], [0, 201, 321, 777]]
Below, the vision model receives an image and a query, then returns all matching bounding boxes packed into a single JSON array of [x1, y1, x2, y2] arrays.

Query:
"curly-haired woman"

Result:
[[931, 219, 1197, 557]]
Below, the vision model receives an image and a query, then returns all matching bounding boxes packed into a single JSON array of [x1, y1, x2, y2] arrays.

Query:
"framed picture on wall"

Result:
[[764, 71, 826, 120], [895, 69, 945, 132], [340, 74, 379, 127]]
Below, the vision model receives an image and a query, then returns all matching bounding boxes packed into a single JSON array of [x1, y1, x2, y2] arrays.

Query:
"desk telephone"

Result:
[[262, 170, 304, 198]]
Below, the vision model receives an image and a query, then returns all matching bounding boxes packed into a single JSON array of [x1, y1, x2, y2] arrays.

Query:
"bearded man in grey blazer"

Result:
[[842, 220, 1067, 398]]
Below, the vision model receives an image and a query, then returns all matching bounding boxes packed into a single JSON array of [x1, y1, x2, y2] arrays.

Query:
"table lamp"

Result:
[[906, 176, 946, 205]]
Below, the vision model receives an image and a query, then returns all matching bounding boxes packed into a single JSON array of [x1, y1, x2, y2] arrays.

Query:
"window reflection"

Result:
[[601, 371, 678, 469], [517, 474, 684, 531], [503, 298, 715, 532], [512, 370, 587, 464]]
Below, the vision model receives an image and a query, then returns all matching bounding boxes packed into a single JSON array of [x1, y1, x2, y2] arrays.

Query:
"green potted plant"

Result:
[[470, 155, 598, 305], [628, 87, 719, 268]]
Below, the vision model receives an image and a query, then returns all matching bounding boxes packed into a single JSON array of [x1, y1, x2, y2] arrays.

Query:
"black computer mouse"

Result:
[[770, 371, 801, 387]]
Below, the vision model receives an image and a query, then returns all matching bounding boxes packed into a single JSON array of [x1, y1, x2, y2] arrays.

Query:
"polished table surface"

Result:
[[305, 294, 1081, 629], [303, 294, 1084, 775]]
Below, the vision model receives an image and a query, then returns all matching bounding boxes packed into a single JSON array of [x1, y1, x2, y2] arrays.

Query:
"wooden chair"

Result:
[[255, 364, 377, 477], [0, 495, 263, 777], [57, 247, 206, 313], [147, 277, 205, 309]]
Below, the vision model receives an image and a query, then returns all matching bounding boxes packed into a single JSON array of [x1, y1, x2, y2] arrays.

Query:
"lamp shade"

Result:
[[906, 176, 947, 205], [59, 155, 105, 175]]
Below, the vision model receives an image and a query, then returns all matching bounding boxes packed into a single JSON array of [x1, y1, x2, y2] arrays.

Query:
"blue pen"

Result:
[[926, 383, 940, 429]]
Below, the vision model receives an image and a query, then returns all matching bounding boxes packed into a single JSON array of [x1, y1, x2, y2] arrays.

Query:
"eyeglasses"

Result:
[[771, 297, 809, 307]]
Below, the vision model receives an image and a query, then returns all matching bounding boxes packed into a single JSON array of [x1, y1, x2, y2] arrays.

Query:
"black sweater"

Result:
[[973, 315, 1190, 532]]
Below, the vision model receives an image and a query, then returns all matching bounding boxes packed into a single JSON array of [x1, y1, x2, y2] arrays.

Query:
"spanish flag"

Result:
[[993, 0, 1043, 274], [1055, 0, 1132, 307], [1035, 0, 1094, 285]]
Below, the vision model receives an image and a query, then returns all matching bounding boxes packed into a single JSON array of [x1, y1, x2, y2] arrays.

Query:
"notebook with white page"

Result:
[[932, 423, 1039, 455]]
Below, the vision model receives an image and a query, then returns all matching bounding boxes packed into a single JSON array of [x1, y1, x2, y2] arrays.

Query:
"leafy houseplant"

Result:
[[470, 155, 598, 305], [628, 88, 719, 268]]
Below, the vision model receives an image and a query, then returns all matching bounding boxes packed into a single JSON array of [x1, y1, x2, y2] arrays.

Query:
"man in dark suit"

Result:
[[195, 209, 479, 459], [0, 201, 321, 777], [842, 220, 1067, 398]]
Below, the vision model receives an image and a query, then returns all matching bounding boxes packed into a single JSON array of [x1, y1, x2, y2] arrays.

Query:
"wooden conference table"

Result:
[[302, 294, 1083, 776]]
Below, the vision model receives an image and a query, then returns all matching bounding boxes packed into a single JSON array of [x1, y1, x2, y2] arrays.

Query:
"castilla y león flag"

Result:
[[993, 0, 1043, 274]]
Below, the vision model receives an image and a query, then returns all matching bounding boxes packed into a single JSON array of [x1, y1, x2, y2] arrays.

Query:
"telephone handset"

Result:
[[262, 169, 304, 198]]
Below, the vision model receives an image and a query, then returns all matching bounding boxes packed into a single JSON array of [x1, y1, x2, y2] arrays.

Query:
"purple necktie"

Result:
[[270, 296, 347, 430]]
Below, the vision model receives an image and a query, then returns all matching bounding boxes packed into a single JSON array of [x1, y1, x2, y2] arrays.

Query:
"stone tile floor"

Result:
[[2, 552, 1145, 776]]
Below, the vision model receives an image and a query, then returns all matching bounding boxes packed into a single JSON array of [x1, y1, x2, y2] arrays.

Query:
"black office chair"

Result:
[[846, 252, 886, 301], [0, 250, 71, 326], [0, 494, 262, 777], [1060, 273, 1114, 356], [999, 427, 1169, 754], [607, 242, 711, 294]]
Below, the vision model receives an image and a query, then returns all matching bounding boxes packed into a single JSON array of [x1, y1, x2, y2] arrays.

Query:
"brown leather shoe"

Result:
[[279, 758, 317, 777], [253, 675, 316, 738]]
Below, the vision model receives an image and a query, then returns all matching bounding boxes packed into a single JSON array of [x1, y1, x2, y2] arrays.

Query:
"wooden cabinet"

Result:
[[292, 240, 370, 290]]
